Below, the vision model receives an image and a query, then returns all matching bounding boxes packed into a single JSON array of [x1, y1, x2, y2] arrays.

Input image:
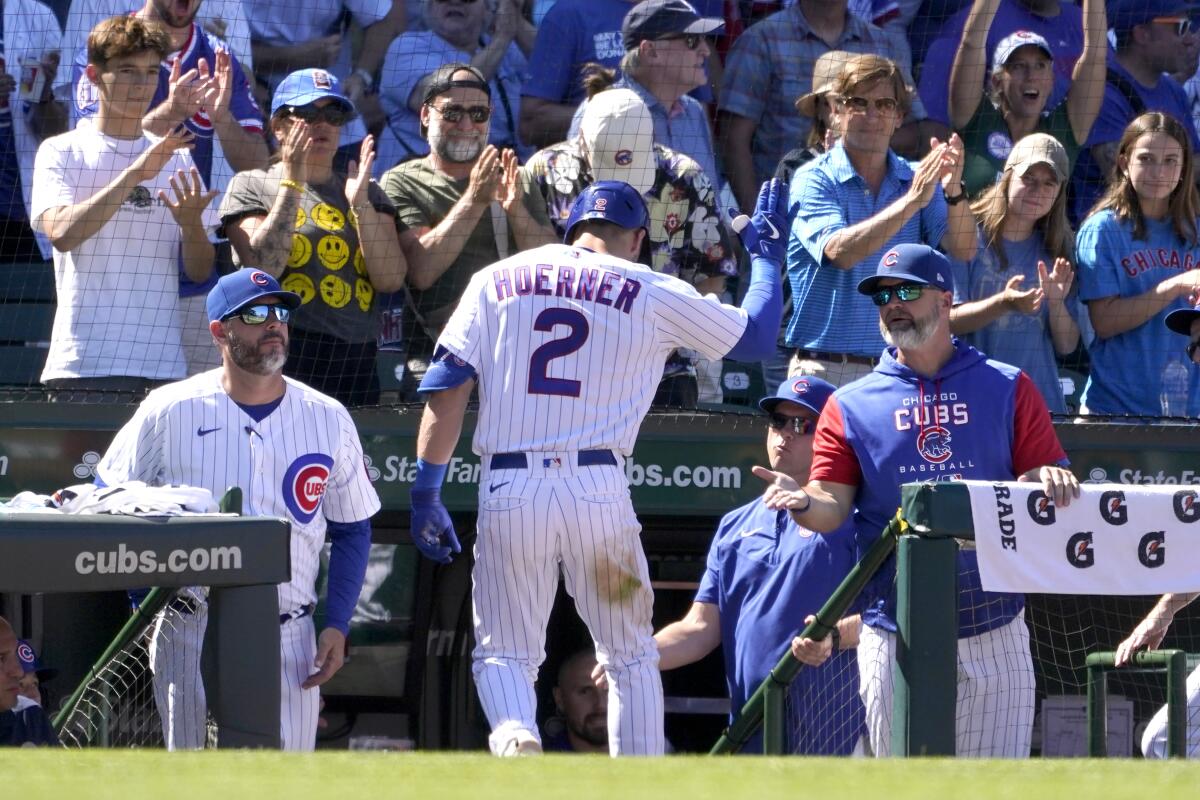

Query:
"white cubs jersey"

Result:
[[96, 371, 381, 612], [437, 243, 748, 455]]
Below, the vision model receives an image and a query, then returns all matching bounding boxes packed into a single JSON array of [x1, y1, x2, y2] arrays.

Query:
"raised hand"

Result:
[[939, 132, 966, 191], [1003, 274, 1043, 315], [201, 49, 235, 122], [907, 141, 949, 207], [163, 56, 215, 125], [279, 118, 313, 184], [344, 134, 377, 209], [132, 126, 196, 183], [1039, 257, 1074, 306], [729, 178, 786, 262], [466, 145, 501, 205], [159, 166, 219, 227], [494, 149, 522, 214]]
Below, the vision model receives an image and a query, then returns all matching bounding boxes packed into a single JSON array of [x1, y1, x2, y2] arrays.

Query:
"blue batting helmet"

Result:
[[563, 180, 650, 243]]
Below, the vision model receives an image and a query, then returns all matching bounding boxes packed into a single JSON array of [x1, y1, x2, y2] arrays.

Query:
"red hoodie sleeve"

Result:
[[1011, 372, 1068, 476], [809, 396, 863, 486]]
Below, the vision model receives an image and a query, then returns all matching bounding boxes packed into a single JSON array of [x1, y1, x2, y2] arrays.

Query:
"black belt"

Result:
[[280, 604, 316, 625], [490, 450, 618, 469], [794, 349, 877, 366]]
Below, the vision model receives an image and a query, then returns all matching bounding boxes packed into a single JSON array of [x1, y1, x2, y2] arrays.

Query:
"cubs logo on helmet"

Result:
[[883, 250, 899, 267], [614, 150, 634, 166], [791, 378, 811, 395], [251, 270, 271, 286], [283, 453, 335, 524], [312, 70, 334, 90], [16, 641, 34, 666], [916, 426, 952, 463]]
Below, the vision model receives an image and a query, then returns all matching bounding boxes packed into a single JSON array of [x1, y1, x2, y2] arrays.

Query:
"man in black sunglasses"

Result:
[[95, 267, 381, 751], [381, 63, 557, 399], [760, 242, 1079, 758], [652, 375, 866, 755]]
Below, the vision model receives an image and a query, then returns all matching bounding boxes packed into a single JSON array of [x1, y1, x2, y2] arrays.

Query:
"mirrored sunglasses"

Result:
[[225, 304, 292, 325], [870, 283, 926, 307]]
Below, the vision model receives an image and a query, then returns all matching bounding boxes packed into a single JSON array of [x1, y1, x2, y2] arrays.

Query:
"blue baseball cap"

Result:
[[1109, 0, 1198, 33], [206, 269, 302, 323], [270, 68, 356, 118], [622, 0, 724, 50], [857, 243, 954, 296], [17, 640, 57, 681], [759, 375, 836, 417]]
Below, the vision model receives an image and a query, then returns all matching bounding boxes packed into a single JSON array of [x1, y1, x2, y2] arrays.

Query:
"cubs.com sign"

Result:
[[967, 481, 1200, 595]]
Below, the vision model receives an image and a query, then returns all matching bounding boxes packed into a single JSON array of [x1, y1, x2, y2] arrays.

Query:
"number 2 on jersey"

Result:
[[528, 308, 589, 397]]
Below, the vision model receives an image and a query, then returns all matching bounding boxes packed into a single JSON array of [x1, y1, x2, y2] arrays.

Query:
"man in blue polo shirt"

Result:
[[786, 53, 977, 387], [653, 375, 865, 755]]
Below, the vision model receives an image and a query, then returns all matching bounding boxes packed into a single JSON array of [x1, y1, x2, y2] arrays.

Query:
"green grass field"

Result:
[[4, 752, 1200, 800]]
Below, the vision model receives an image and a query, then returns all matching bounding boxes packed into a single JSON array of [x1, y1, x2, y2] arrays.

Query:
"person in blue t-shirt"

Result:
[[1070, 0, 1200, 224], [950, 133, 1082, 413], [653, 375, 865, 755], [762, 243, 1078, 757], [1077, 111, 1200, 417]]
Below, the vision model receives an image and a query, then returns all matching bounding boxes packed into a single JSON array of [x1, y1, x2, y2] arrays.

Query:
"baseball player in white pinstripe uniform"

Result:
[[97, 268, 380, 751], [411, 179, 787, 756]]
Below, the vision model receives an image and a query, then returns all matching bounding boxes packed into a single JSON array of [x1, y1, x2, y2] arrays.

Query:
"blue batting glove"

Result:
[[409, 488, 461, 564], [729, 178, 787, 263]]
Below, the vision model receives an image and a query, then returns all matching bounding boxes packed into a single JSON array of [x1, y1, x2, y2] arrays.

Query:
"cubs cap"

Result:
[[622, 0, 724, 50], [1109, 0, 1198, 33], [759, 375, 836, 417], [858, 243, 954, 295], [207, 269, 302, 322], [580, 89, 657, 197], [16, 640, 58, 682], [1005, 132, 1069, 182], [993, 30, 1053, 67], [271, 68, 356, 118], [563, 180, 651, 243], [795, 50, 853, 118]]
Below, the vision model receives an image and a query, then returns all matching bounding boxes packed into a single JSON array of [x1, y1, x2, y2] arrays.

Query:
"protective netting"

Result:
[[0, 0, 1189, 414], [54, 589, 215, 749]]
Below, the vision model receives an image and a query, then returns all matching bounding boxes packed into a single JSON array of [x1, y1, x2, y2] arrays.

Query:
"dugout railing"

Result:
[[712, 481, 1200, 757], [0, 487, 291, 748]]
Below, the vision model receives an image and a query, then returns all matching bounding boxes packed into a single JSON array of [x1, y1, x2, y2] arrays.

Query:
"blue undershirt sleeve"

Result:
[[724, 254, 783, 361], [324, 518, 372, 636]]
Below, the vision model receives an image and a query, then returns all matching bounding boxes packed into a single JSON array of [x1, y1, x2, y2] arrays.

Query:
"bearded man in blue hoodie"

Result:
[[753, 243, 1080, 758]]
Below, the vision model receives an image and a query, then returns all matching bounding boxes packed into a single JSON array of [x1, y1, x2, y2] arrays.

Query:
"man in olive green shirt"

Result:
[[380, 63, 556, 386]]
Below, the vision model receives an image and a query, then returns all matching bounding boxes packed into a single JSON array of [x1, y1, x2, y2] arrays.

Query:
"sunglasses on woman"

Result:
[[767, 413, 817, 435], [224, 304, 292, 325], [870, 283, 926, 306], [839, 95, 899, 115], [428, 103, 492, 123], [285, 104, 355, 126]]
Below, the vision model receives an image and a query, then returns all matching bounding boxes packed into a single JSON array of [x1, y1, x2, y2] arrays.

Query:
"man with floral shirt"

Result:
[[521, 88, 736, 405]]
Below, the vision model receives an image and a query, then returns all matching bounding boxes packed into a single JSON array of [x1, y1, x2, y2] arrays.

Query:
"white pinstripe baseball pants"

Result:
[[858, 611, 1035, 757], [471, 456, 664, 756], [150, 605, 319, 750]]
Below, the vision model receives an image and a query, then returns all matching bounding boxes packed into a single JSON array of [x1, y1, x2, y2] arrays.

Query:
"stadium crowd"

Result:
[[3, 0, 1200, 758], [0, 0, 1196, 412]]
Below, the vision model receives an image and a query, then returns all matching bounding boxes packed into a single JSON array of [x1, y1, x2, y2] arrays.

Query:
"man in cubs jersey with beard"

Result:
[[757, 243, 1079, 757], [96, 268, 379, 751], [410, 179, 786, 756]]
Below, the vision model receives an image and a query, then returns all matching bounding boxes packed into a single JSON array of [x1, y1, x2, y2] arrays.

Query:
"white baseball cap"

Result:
[[580, 89, 657, 197], [993, 30, 1054, 68]]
